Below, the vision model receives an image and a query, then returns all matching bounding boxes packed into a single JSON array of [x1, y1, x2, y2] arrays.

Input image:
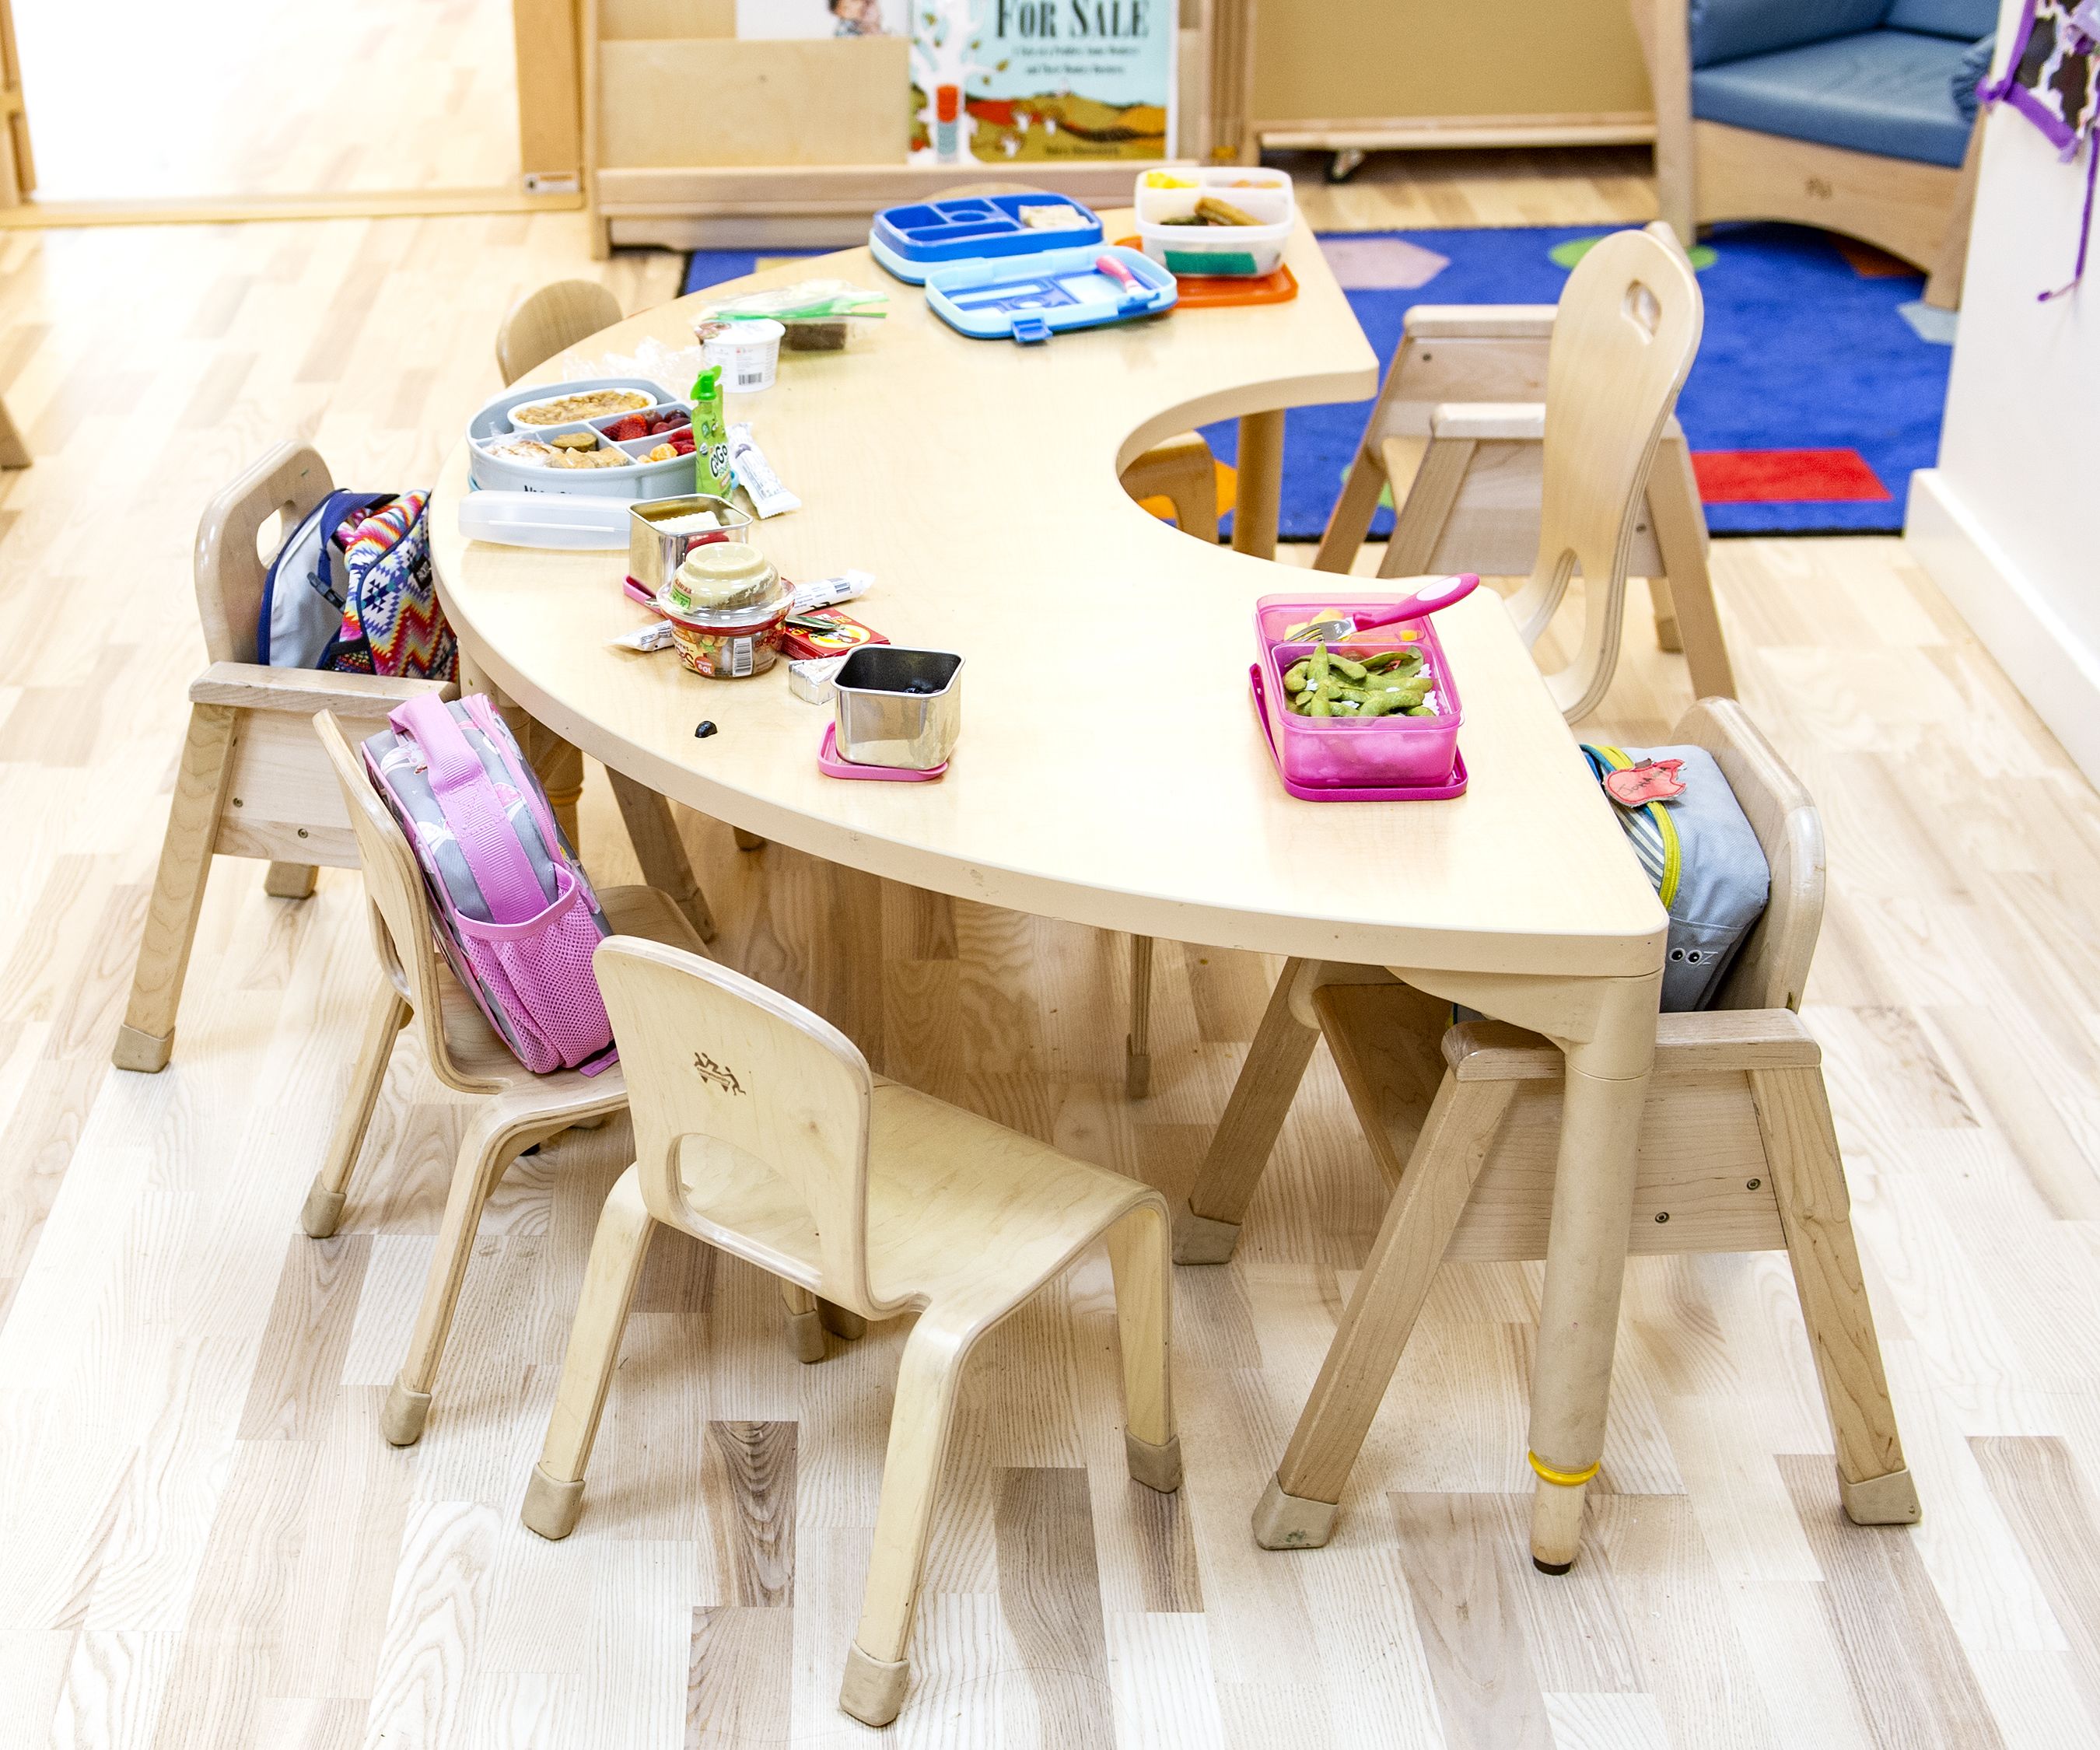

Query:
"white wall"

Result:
[[1908, 55, 2100, 782]]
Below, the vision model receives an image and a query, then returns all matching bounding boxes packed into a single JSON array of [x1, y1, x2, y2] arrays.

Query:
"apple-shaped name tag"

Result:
[[1602, 758, 1686, 808]]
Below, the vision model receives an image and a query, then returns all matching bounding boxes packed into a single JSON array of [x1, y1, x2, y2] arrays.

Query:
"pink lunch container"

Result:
[[1254, 592, 1465, 789]]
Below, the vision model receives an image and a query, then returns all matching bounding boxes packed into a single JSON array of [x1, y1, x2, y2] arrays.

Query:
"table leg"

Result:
[[1230, 410, 1285, 560], [1524, 978, 1659, 1573]]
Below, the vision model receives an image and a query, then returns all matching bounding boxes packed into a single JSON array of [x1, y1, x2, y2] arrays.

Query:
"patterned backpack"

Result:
[[257, 492, 457, 681], [363, 694, 616, 1075]]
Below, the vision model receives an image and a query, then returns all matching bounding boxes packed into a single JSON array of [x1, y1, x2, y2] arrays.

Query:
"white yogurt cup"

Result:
[[702, 319, 786, 394]]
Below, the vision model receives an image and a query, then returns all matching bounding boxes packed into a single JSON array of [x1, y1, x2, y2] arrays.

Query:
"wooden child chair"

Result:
[[307, 709, 711, 1446], [114, 442, 457, 1073], [492, 280, 733, 921], [1178, 698, 1917, 1566], [1315, 224, 1734, 720], [522, 936, 1181, 1728]]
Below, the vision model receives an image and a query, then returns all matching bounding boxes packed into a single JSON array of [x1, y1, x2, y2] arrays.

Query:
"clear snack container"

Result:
[[1254, 593, 1463, 789], [1134, 166, 1295, 278]]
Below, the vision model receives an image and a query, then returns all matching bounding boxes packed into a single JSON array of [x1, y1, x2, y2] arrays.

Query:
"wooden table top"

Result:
[[431, 217, 1665, 978]]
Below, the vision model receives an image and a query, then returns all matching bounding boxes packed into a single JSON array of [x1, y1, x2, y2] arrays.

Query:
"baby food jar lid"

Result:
[[670, 541, 778, 607], [659, 572, 789, 629]]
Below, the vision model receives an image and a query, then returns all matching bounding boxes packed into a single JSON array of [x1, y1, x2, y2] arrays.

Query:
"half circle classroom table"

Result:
[[429, 217, 1668, 1572]]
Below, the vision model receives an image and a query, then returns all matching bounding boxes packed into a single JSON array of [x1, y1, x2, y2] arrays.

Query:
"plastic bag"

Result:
[[556, 334, 707, 398], [690, 279, 888, 324]]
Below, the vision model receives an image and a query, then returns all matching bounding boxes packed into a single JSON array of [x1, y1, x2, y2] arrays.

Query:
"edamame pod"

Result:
[[1283, 660, 1310, 692]]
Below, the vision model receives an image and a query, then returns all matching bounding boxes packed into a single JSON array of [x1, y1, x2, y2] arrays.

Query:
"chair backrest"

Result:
[[194, 439, 334, 665], [313, 709, 509, 1094], [496, 280, 625, 387], [1671, 697, 1825, 1013], [1517, 226, 1703, 719], [593, 935, 891, 1317]]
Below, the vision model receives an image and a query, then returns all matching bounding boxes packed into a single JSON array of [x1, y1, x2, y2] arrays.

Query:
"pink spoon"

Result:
[[1290, 573, 1481, 643]]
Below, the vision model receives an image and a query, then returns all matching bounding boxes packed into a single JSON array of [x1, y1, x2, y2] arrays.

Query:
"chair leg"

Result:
[[1106, 1201, 1181, 1491], [1125, 935, 1154, 1101], [264, 862, 320, 899], [383, 1105, 538, 1445], [1174, 959, 1319, 1263], [1255, 1074, 1514, 1549], [1750, 1066, 1920, 1525], [522, 719, 586, 852], [115, 703, 240, 1073], [1230, 410, 1285, 559], [820, 1300, 868, 1340], [1648, 576, 1684, 653], [0, 392, 30, 469], [781, 1283, 828, 1363], [607, 769, 717, 943], [1649, 437, 1736, 700], [1312, 449, 1389, 575], [842, 1314, 974, 1727], [1377, 434, 1475, 580], [1524, 1019, 1657, 1573], [301, 982, 409, 1237], [523, 1164, 658, 1540]]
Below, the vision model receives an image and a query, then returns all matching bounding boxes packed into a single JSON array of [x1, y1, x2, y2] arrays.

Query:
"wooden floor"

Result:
[[6, 153, 2100, 1749], [12, 0, 520, 201]]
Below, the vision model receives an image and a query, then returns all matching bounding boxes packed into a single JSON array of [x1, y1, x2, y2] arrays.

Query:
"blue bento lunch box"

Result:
[[869, 193, 1105, 285], [922, 244, 1178, 344]]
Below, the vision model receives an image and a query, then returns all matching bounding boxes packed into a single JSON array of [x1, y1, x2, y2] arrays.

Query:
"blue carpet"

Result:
[[684, 222, 1951, 538]]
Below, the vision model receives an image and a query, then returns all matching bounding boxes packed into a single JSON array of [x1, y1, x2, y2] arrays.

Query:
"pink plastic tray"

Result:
[[1250, 667, 1466, 800], [818, 723, 947, 782], [1253, 592, 1465, 789]]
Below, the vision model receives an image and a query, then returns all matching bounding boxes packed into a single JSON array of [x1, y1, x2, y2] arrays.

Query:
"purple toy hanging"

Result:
[[1979, 0, 2100, 298]]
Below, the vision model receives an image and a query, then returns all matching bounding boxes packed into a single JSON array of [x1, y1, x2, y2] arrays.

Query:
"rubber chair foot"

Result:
[[1251, 1475, 1338, 1549], [523, 1464, 586, 1540], [787, 1307, 827, 1364], [1841, 1466, 1922, 1526], [112, 1024, 173, 1073], [1171, 1202, 1241, 1265], [300, 1180, 347, 1239], [382, 1382, 432, 1447], [839, 1644, 910, 1727], [1125, 1432, 1183, 1493]]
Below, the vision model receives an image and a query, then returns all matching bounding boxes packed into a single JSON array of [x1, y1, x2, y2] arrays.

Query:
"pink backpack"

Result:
[[363, 693, 617, 1075]]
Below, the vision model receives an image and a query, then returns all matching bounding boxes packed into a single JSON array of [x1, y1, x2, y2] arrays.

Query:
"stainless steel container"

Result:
[[626, 495, 752, 597], [831, 646, 964, 770]]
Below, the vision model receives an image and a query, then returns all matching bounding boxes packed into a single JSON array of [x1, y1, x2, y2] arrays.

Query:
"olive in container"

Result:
[[831, 646, 964, 770]]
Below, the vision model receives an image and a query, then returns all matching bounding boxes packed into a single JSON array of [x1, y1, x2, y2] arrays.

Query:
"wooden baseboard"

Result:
[[1259, 114, 1657, 152], [594, 159, 1186, 222], [0, 186, 584, 229], [1692, 120, 1960, 268], [1907, 469, 2100, 790]]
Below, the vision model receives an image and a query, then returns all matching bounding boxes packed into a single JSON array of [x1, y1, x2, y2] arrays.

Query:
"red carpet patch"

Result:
[[1691, 448, 1892, 503], [1835, 237, 1918, 279]]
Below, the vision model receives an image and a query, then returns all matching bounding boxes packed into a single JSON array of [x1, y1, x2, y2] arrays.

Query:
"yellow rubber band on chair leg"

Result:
[[1528, 1451, 1601, 1488]]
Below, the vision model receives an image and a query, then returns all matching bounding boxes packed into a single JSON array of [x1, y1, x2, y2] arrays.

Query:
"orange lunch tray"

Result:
[[1114, 239, 1298, 306]]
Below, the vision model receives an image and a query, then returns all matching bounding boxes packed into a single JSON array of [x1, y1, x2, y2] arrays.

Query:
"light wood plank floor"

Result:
[[5, 165, 2100, 1749], [13, 0, 520, 201]]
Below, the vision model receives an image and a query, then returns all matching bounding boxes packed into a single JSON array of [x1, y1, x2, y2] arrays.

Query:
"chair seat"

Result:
[[434, 883, 705, 1101], [1692, 29, 1976, 170], [677, 1077, 1154, 1319]]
